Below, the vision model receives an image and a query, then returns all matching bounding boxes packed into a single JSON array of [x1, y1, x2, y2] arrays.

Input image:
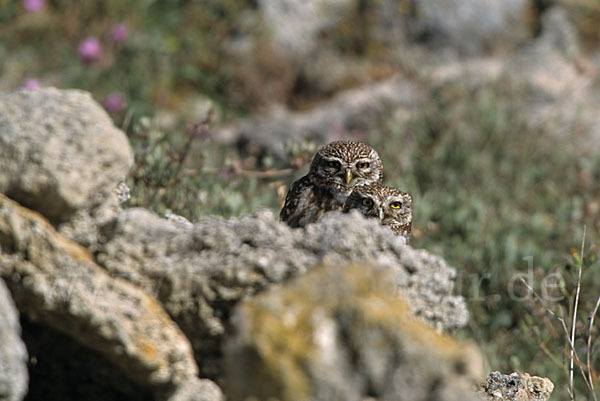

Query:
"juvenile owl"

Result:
[[343, 184, 412, 240], [280, 140, 383, 228]]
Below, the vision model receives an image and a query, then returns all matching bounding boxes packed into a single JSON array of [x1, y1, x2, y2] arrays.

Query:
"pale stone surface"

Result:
[[0, 88, 133, 223], [97, 208, 468, 378], [0, 278, 28, 401]]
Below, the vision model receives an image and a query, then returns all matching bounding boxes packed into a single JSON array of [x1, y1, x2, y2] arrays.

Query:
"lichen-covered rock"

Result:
[[0, 88, 133, 223], [0, 278, 28, 401], [224, 264, 484, 401], [478, 371, 554, 401], [0, 194, 201, 399], [97, 208, 468, 378]]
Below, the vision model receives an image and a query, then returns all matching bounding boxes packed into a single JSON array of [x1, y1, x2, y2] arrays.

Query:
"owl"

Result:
[[343, 184, 412, 240], [280, 140, 383, 228]]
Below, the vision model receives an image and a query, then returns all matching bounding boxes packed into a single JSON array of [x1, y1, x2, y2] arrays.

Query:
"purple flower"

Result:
[[23, 0, 45, 13], [110, 23, 129, 43], [21, 79, 41, 90], [102, 92, 126, 113], [78, 37, 102, 63]]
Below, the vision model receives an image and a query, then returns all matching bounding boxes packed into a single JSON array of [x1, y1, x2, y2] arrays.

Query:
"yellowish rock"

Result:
[[225, 263, 485, 401]]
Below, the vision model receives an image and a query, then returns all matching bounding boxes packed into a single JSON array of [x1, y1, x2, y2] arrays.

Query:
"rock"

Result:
[[22, 318, 154, 401], [165, 378, 224, 401], [0, 88, 133, 224], [0, 278, 28, 401], [224, 264, 484, 401], [165, 211, 194, 230], [0, 194, 201, 399], [97, 208, 468, 379], [258, 0, 351, 59], [216, 76, 421, 157], [56, 182, 124, 251], [478, 371, 554, 401], [407, 0, 531, 55]]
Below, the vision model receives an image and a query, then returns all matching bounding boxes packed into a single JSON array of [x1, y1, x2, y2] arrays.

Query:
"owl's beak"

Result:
[[345, 169, 352, 184], [379, 207, 385, 221]]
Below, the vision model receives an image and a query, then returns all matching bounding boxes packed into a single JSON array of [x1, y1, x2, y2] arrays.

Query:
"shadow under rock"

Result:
[[21, 317, 153, 401]]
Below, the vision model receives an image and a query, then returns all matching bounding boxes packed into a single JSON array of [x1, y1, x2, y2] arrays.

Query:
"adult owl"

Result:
[[280, 140, 383, 228], [343, 183, 412, 240]]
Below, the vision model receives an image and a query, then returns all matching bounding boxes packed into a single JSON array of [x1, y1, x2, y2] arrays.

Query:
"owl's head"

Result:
[[343, 184, 412, 236], [309, 140, 383, 196]]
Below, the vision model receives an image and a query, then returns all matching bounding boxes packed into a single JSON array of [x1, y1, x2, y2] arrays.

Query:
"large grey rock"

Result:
[[0, 194, 203, 400], [97, 208, 468, 379], [0, 278, 28, 401], [224, 264, 483, 401], [0, 88, 133, 224]]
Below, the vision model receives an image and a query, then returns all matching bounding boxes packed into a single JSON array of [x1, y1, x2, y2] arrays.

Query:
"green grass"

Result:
[[372, 80, 600, 399]]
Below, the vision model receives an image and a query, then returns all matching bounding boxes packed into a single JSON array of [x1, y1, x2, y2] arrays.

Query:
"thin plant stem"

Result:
[[570, 224, 587, 400], [587, 294, 600, 401]]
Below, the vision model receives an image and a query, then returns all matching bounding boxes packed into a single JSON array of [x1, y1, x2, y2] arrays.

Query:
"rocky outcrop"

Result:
[[478, 371, 554, 401], [0, 88, 223, 401], [0, 193, 207, 400], [97, 208, 468, 378], [0, 86, 553, 400], [225, 263, 484, 401], [0, 278, 28, 401]]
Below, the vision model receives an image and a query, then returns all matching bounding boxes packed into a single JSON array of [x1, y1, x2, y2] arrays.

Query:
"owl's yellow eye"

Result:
[[390, 201, 402, 209], [357, 161, 370, 169], [362, 198, 373, 207], [327, 160, 341, 169]]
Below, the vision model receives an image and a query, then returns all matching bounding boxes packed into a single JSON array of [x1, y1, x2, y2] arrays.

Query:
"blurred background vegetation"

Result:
[[2, 0, 600, 399]]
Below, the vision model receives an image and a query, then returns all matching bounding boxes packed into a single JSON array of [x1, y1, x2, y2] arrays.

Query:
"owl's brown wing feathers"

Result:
[[280, 175, 315, 228], [280, 175, 345, 228]]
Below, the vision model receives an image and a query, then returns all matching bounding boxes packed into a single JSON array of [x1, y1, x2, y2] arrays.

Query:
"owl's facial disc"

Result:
[[318, 154, 378, 194]]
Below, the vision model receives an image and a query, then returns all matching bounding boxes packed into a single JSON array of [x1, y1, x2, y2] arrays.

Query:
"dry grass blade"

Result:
[[587, 294, 600, 401]]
